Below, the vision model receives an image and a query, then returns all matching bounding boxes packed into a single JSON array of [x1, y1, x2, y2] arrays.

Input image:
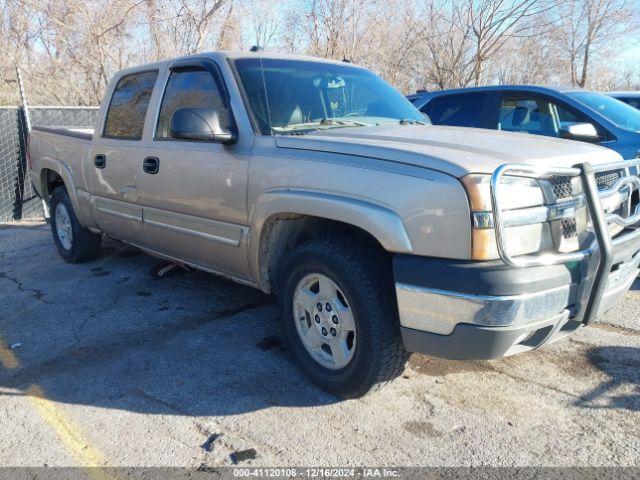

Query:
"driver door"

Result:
[[137, 59, 252, 280]]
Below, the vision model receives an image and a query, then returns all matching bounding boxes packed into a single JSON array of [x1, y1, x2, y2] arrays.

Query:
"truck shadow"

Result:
[[0, 235, 340, 416], [575, 346, 640, 411]]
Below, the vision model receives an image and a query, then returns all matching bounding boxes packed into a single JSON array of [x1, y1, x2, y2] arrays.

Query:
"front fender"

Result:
[[249, 189, 413, 289]]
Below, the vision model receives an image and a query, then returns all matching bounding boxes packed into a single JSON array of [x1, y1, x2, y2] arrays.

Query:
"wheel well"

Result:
[[41, 169, 65, 201], [258, 214, 390, 292]]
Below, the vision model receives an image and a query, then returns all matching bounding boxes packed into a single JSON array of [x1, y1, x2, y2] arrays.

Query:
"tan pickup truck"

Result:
[[29, 51, 640, 397]]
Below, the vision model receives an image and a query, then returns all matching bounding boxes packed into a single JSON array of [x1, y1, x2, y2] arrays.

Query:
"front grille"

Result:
[[561, 219, 577, 238], [595, 170, 623, 190], [523, 167, 631, 242], [548, 176, 573, 199], [547, 169, 623, 202]]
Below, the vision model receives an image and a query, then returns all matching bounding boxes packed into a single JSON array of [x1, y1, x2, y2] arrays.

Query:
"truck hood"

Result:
[[274, 124, 622, 178]]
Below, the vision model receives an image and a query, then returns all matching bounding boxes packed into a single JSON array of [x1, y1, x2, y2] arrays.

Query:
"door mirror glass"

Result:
[[170, 107, 236, 144], [559, 122, 600, 142]]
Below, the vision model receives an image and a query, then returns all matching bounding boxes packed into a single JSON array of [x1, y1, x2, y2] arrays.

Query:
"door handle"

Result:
[[94, 154, 106, 169], [142, 156, 160, 174]]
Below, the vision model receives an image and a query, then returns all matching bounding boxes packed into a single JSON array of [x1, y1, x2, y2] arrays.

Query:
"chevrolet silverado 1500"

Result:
[[29, 52, 640, 397]]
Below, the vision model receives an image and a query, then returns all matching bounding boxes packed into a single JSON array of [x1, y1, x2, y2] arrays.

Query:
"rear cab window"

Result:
[[422, 93, 487, 128], [103, 71, 158, 140]]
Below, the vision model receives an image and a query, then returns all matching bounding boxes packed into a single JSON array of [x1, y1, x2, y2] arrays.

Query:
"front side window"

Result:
[[156, 68, 229, 140], [499, 94, 596, 138], [423, 93, 485, 128], [555, 102, 593, 127], [103, 71, 158, 140], [499, 96, 554, 136], [233, 58, 424, 135]]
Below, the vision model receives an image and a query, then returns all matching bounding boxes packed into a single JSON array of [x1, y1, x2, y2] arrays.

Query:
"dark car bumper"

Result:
[[393, 251, 640, 360]]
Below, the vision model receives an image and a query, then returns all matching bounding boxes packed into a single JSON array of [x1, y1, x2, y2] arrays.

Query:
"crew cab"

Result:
[[29, 52, 640, 397]]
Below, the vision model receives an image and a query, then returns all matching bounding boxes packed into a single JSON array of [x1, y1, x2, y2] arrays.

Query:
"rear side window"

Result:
[[103, 71, 158, 140], [155, 68, 229, 140], [423, 93, 485, 128]]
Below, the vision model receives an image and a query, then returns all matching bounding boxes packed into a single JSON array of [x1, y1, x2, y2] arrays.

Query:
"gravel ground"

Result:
[[0, 221, 639, 468]]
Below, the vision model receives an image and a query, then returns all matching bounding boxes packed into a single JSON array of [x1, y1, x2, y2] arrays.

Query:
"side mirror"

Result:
[[559, 122, 600, 142], [170, 107, 236, 144]]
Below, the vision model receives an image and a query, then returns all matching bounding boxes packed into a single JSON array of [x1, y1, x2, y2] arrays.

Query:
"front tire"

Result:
[[50, 186, 101, 263], [278, 236, 408, 398]]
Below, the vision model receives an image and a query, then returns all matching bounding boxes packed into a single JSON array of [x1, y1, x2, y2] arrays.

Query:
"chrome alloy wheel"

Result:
[[54, 202, 73, 251], [293, 273, 357, 370]]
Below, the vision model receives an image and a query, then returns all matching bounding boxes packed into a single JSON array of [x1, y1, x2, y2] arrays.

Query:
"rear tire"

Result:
[[278, 236, 408, 398], [50, 186, 101, 263]]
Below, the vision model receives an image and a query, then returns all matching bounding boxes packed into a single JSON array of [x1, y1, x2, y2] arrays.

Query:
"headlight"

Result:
[[462, 174, 588, 260]]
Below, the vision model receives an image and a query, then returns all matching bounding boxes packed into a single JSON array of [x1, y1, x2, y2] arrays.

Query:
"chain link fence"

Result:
[[0, 106, 99, 222]]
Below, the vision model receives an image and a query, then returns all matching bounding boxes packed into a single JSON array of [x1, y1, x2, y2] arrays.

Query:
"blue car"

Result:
[[608, 91, 640, 110], [408, 85, 640, 162]]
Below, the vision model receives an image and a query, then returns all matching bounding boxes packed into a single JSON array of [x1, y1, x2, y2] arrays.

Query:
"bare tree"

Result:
[[2, 0, 640, 105], [410, 0, 556, 89], [464, 0, 557, 85], [142, 0, 231, 55], [4, 0, 145, 105], [553, 0, 639, 87], [302, 0, 382, 62], [240, 0, 282, 49]]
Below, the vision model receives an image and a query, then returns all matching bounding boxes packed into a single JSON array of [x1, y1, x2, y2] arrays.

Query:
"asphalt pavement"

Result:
[[1, 221, 639, 468]]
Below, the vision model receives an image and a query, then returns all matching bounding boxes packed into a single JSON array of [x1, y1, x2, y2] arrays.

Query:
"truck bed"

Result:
[[32, 126, 94, 141], [29, 125, 95, 199]]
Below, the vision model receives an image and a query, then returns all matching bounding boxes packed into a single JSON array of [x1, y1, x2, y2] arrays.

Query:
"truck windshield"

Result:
[[233, 57, 425, 135], [568, 91, 640, 133]]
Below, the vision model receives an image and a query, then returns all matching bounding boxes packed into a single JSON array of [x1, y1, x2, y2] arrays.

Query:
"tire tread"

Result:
[[280, 235, 408, 398], [50, 186, 101, 263]]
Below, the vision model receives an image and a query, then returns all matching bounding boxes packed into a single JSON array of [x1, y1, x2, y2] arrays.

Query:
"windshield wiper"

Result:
[[399, 118, 428, 125], [272, 117, 369, 134], [319, 118, 369, 127]]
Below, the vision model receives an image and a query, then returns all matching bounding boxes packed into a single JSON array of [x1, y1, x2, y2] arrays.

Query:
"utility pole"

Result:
[[16, 66, 49, 218], [16, 66, 31, 132]]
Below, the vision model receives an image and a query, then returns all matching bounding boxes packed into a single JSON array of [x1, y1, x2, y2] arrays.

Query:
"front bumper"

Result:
[[401, 311, 577, 360], [395, 160, 640, 360], [395, 227, 640, 361], [395, 242, 640, 359]]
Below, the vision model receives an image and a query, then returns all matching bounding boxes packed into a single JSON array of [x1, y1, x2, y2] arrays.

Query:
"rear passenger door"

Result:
[[421, 93, 491, 128], [138, 59, 252, 280], [88, 70, 158, 245]]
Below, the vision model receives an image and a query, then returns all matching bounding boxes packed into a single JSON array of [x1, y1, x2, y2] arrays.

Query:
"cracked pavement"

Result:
[[1, 221, 639, 467]]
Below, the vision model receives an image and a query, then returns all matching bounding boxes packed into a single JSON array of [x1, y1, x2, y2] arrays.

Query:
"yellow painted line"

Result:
[[3, 337, 112, 477], [26, 385, 114, 480], [0, 336, 19, 369]]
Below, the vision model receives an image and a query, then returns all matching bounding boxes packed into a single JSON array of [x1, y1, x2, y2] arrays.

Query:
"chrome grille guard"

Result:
[[490, 159, 640, 325]]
